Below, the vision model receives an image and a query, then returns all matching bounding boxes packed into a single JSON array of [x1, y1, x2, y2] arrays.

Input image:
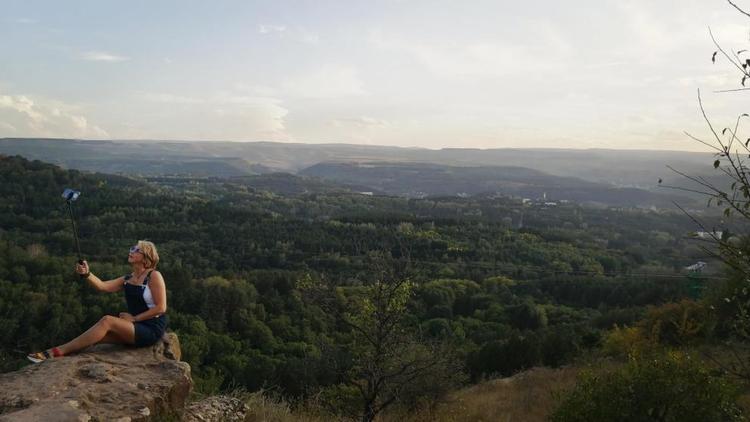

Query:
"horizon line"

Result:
[[0, 137, 714, 155]]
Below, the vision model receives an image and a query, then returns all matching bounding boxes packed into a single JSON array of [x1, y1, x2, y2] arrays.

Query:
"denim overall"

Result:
[[124, 270, 168, 346]]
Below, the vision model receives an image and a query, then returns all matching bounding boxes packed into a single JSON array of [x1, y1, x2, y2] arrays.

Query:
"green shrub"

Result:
[[551, 352, 744, 422]]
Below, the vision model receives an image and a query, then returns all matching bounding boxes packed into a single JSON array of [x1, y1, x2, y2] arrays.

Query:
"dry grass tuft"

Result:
[[240, 390, 330, 422]]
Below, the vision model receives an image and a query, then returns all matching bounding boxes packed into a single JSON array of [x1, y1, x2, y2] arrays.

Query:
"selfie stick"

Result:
[[62, 188, 84, 264]]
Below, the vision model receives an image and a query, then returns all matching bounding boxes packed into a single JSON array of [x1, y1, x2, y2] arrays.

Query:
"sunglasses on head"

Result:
[[129, 246, 142, 254]]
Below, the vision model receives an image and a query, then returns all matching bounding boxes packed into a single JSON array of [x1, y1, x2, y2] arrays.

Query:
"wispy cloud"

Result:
[[296, 29, 319, 45], [234, 84, 278, 97], [368, 29, 559, 79], [134, 90, 290, 141], [212, 95, 289, 140], [0, 121, 18, 134], [330, 116, 389, 129], [258, 24, 286, 34], [14, 18, 37, 24], [282, 64, 366, 98], [258, 24, 319, 44], [80, 51, 130, 62], [140, 92, 204, 104]]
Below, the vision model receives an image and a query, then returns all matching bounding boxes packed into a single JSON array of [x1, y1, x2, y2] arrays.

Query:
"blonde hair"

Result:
[[137, 240, 160, 269]]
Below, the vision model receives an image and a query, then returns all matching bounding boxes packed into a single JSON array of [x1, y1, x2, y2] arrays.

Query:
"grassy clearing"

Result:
[[387, 367, 580, 422]]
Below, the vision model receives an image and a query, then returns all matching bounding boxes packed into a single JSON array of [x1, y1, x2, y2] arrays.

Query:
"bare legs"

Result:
[[55, 315, 136, 356]]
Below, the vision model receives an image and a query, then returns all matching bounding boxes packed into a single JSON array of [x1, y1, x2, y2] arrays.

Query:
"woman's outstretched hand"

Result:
[[118, 312, 135, 322], [75, 260, 89, 276]]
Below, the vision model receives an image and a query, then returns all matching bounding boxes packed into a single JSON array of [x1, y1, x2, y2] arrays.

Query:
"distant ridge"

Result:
[[0, 138, 714, 190], [300, 161, 693, 208]]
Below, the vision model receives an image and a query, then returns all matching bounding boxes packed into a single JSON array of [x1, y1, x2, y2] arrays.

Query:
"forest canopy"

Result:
[[0, 154, 731, 418]]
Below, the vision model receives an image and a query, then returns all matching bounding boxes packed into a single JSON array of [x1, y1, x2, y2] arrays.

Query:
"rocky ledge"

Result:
[[0, 332, 192, 422]]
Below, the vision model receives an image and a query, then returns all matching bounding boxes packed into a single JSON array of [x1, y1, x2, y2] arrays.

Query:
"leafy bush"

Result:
[[639, 300, 715, 346], [602, 325, 654, 358], [551, 352, 744, 422]]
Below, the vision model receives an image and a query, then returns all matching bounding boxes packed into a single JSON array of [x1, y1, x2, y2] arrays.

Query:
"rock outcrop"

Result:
[[0, 332, 191, 422], [182, 395, 249, 422]]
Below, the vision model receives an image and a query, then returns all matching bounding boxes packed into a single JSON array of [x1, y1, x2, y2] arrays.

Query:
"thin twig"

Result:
[[659, 184, 717, 197], [699, 89, 728, 147], [666, 164, 724, 193], [709, 28, 749, 76], [684, 131, 724, 153], [714, 88, 750, 93], [728, 0, 750, 18]]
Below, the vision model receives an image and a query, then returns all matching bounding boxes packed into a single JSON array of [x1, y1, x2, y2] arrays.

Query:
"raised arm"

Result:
[[75, 260, 124, 293]]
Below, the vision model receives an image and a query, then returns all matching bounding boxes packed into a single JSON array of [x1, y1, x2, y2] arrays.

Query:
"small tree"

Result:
[[300, 250, 465, 422], [659, 0, 750, 381]]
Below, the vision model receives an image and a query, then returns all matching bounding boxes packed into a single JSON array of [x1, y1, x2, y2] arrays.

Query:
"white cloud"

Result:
[[215, 98, 288, 140], [80, 51, 130, 62], [0, 94, 108, 138], [612, 2, 732, 62], [321, 116, 392, 145], [258, 24, 286, 34], [368, 28, 565, 79], [330, 116, 389, 128], [0, 95, 45, 122], [282, 64, 366, 98], [296, 29, 320, 45], [676, 74, 735, 88], [131, 90, 290, 141], [584, 61, 630, 69], [234, 83, 278, 97], [140, 92, 204, 104], [258, 24, 319, 44], [710, 23, 749, 45], [0, 121, 18, 134], [212, 94, 289, 137]]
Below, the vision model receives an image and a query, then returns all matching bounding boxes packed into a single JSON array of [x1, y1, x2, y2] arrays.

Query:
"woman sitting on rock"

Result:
[[27, 240, 169, 362]]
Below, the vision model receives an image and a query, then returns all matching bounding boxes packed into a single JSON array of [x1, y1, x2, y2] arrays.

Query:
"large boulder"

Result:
[[0, 332, 191, 421]]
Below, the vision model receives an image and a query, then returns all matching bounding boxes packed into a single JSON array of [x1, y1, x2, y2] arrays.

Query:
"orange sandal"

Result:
[[27, 347, 62, 363]]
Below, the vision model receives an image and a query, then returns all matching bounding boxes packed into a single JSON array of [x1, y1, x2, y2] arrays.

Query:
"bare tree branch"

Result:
[[684, 131, 724, 152], [715, 87, 750, 93], [709, 28, 750, 77], [727, 0, 750, 18]]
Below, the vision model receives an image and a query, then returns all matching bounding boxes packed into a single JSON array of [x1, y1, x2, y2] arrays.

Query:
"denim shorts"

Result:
[[133, 315, 168, 347]]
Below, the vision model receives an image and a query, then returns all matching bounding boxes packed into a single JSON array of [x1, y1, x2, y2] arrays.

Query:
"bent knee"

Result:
[[98, 315, 117, 327]]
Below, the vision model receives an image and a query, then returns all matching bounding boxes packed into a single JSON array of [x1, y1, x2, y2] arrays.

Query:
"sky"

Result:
[[1, 0, 749, 151]]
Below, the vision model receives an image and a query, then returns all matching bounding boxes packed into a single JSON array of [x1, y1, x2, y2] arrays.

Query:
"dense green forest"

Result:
[[0, 155, 738, 418]]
